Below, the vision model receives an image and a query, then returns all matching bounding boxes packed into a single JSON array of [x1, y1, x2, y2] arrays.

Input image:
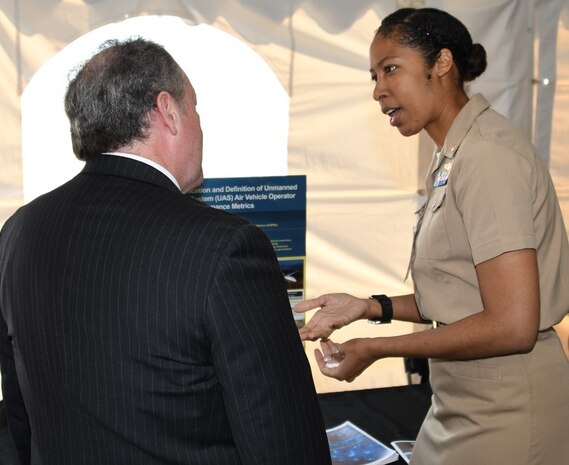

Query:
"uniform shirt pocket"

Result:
[[423, 188, 451, 259]]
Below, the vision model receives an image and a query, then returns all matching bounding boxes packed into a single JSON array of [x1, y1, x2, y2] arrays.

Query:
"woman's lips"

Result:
[[386, 108, 401, 126]]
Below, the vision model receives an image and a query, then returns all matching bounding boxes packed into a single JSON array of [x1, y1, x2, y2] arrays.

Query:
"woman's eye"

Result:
[[370, 75, 377, 82], [384, 64, 397, 73]]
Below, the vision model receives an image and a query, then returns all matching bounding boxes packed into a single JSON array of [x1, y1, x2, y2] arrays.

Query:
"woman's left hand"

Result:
[[315, 338, 376, 383]]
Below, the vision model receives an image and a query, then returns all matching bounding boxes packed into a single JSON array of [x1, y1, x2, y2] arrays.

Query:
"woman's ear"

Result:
[[435, 48, 454, 78]]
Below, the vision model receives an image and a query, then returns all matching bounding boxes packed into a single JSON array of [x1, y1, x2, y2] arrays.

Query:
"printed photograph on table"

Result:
[[390, 440, 415, 464], [326, 421, 398, 465]]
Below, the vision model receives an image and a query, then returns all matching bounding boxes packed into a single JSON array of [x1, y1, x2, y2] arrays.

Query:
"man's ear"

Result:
[[435, 48, 454, 78], [155, 91, 179, 135]]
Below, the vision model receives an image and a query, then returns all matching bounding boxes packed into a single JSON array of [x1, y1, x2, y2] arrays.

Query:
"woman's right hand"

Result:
[[294, 293, 371, 341], [315, 338, 376, 382]]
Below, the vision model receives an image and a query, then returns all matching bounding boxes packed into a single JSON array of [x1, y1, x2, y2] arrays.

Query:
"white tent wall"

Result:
[[550, 4, 569, 358], [0, 0, 568, 394]]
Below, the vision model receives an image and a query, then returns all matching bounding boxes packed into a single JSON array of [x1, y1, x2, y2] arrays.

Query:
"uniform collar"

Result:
[[440, 93, 490, 160], [430, 94, 491, 176]]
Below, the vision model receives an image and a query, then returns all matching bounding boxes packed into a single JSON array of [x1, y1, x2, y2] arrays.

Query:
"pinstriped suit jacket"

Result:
[[0, 156, 331, 465]]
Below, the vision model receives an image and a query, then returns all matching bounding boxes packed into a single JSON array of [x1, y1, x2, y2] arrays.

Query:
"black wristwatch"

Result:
[[368, 294, 393, 324]]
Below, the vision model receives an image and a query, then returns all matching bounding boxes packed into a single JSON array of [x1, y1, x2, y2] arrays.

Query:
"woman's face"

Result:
[[369, 35, 439, 138]]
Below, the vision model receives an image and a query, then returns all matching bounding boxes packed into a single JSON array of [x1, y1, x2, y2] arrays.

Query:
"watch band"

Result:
[[368, 294, 393, 324]]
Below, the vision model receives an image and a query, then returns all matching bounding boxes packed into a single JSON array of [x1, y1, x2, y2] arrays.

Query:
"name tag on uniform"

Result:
[[433, 160, 453, 187]]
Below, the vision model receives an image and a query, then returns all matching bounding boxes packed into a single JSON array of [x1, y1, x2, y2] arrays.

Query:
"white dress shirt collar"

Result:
[[103, 152, 181, 191]]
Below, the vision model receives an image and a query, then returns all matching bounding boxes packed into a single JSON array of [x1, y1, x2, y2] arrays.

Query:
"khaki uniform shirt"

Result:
[[411, 94, 569, 329]]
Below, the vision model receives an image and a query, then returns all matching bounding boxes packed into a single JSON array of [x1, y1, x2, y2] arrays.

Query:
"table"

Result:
[[318, 383, 433, 464], [0, 384, 433, 465]]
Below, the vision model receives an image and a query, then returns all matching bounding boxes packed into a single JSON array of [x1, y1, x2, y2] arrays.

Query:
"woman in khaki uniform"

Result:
[[296, 7, 569, 465]]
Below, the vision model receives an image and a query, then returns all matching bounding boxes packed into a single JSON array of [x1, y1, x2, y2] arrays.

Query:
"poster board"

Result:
[[190, 175, 307, 326]]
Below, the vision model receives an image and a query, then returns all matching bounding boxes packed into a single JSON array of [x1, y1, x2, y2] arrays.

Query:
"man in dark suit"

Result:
[[0, 38, 331, 465]]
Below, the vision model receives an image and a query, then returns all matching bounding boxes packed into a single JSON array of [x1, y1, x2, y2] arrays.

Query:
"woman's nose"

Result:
[[372, 79, 386, 102]]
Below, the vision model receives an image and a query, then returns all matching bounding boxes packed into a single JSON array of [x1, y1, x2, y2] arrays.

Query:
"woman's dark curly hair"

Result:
[[376, 8, 487, 88]]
